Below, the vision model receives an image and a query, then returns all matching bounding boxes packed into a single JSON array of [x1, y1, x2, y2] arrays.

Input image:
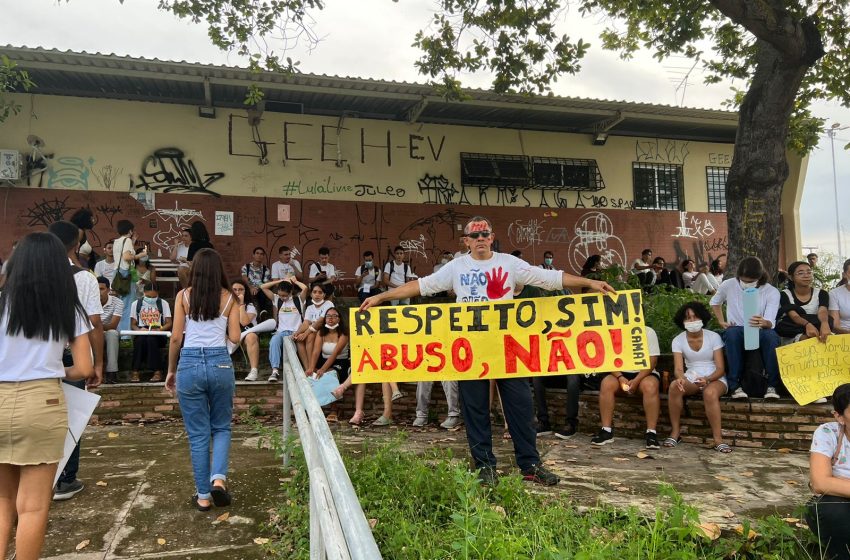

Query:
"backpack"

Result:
[[739, 350, 768, 398], [277, 294, 303, 319], [245, 263, 268, 283], [136, 297, 164, 325], [388, 260, 410, 279]]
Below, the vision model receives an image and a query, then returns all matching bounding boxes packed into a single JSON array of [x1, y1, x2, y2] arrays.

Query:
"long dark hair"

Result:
[[231, 278, 256, 307], [188, 248, 231, 321], [736, 256, 769, 286], [319, 308, 348, 337], [0, 232, 87, 341], [581, 255, 602, 276], [189, 221, 210, 243]]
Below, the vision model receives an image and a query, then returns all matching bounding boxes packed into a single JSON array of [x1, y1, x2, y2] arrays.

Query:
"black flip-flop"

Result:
[[192, 494, 212, 511], [211, 486, 232, 507]]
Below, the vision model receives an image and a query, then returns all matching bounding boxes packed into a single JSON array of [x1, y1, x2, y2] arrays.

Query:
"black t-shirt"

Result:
[[187, 240, 214, 261]]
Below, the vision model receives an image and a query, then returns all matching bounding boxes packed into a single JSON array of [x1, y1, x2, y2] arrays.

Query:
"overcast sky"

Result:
[[2, 0, 847, 259]]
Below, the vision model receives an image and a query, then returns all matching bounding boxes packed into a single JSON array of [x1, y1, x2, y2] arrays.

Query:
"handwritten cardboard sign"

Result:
[[777, 335, 850, 405], [350, 290, 649, 383]]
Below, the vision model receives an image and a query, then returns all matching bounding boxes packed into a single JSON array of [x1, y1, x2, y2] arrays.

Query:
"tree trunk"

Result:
[[725, 39, 813, 279]]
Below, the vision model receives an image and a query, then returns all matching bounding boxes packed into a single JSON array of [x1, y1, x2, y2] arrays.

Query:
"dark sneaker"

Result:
[[477, 466, 499, 487], [555, 424, 577, 440], [591, 428, 614, 446], [53, 479, 85, 501], [521, 464, 560, 486], [536, 423, 553, 436], [645, 432, 660, 450], [268, 370, 280, 383]]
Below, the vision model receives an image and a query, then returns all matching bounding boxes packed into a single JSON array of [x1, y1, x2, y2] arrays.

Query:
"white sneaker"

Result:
[[440, 416, 462, 429], [245, 369, 259, 382], [412, 417, 427, 428], [764, 387, 780, 399], [731, 387, 748, 399]]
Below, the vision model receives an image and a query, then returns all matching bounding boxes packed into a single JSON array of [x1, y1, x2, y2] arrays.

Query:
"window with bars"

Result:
[[460, 153, 531, 188], [632, 162, 684, 210], [531, 157, 605, 191], [706, 166, 729, 212]]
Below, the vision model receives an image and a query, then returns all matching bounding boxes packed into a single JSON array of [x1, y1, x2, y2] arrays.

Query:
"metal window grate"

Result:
[[460, 152, 531, 188], [632, 162, 684, 210], [531, 157, 605, 191], [706, 166, 729, 213]]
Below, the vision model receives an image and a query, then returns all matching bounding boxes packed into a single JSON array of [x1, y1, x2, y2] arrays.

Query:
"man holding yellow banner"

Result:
[[358, 215, 617, 486]]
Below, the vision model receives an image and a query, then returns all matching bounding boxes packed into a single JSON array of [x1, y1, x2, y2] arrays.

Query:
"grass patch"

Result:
[[255, 432, 818, 559]]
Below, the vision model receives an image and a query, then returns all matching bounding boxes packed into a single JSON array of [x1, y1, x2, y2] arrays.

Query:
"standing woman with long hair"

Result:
[[165, 249, 240, 511], [0, 233, 93, 560]]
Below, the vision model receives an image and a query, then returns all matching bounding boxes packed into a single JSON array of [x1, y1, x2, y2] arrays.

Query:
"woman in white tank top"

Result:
[[165, 249, 240, 512]]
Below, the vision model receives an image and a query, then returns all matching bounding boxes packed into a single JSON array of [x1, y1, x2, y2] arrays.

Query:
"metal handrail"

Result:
[[281, 338, 383, 560]]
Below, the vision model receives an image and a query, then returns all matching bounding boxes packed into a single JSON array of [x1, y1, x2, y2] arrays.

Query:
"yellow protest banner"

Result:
[[777, 334, 850, 405], [349, 290, 649, 383]]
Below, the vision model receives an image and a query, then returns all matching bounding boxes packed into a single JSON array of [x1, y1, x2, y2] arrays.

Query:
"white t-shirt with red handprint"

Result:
[[418, 253, 563, 302]]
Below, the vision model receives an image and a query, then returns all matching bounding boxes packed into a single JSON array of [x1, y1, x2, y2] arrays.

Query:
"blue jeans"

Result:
[[721, 326, 780, 390], [458, 378, 539, 471], [268, 330, 295, 369], [118, 284, 136, 333], [176, 347, 235, 500]]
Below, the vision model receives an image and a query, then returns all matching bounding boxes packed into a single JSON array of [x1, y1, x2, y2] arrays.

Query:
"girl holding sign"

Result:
[[0, 233, 93, 560], [807, 383, 850, 560]]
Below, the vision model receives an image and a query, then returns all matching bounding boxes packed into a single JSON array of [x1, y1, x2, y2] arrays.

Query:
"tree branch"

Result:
[[707, 0, 804, 61]]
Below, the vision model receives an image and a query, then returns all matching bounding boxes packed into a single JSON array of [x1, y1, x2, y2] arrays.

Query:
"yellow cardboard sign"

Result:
[[349, 290, 649, 383], [777, 334, 850, 405]]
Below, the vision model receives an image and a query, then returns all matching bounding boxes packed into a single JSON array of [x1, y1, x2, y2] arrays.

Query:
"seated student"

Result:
[[691, 262, 720, 295], [261, 277, 307, 382], [806, 383, 850, 560], [665, 301, 730, 452], [98, 276, 124, 384], [231, 279, 260, 381], [354, 251, 380, 303], [591, 326, 661, 449], [775, 261, 831, 343], [631, 249, 655, 286], [829, 259, 850, 335], [306, 309, 353, 421], [709, 256, 781, 399], [308, 247, 337, 286], [129, 282, 172, 382], [680, 259, 698, 289], [292, 282, 335, 369], [241, 247, 272, 315], [651, 257, 676, 287]]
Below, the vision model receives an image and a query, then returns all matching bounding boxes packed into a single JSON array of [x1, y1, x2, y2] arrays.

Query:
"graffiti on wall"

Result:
[[144, 202, 205, 254], [671, 211, 716, 239], [635, 139, 690, 164], [23, 196, 72, 227], [130, 148, 224, 197], [566, 211, 628, 273], [507, 218, 545, 249], [47, 157, 93, 190]]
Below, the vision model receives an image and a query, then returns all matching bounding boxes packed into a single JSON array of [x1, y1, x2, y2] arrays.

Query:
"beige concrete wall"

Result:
[[1, 93, 740, 211]]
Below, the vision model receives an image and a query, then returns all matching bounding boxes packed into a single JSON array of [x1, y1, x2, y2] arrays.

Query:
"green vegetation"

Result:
[[258, 434, 818, 560]]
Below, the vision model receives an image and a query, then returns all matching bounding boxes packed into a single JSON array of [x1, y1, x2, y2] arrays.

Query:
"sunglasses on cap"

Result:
[[466, 231, 491, 240]]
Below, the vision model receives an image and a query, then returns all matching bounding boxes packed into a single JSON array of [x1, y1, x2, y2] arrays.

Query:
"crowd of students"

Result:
[[3, 216, 850, 559]]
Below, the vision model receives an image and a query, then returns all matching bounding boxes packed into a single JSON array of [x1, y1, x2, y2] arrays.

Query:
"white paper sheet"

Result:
[[54, 383, 101, 486]]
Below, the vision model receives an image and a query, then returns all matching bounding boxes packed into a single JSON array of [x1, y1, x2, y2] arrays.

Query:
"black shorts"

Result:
[[621, 370, 661, 382], [332, 359, 351, 383]]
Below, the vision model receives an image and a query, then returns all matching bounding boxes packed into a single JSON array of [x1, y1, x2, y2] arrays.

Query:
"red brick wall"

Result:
[[2, 190, 732, 280]]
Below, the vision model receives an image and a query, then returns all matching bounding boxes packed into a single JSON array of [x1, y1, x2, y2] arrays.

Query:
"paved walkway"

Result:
[[35, 421, 812, 559]]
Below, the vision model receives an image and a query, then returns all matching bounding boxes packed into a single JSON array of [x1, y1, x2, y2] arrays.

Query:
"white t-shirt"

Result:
[[671, 329, 725, 385], [308, 262, 336, 281], [304, 299, 335, 323], [811, 422, 850, 480], [691, 273, 721, 295], [355, 265, 380, 293], [94, 259, 117, 284], [682, 271, 698, 289], [0, 310, 91, 381], [129, 298, 172, 328], [274, 294, 304, 333], [175, 244, 190, 268], [829, 286, 850, 331], [242, 303, 258, 327], [383, 260, 416, 288], [709, 278, 780, 327], [631, 258, 651, 272], [113, 236, 134, 272], [74, 267, 103, 318], [622, 327, 660, 374], [418, 253, 563, 302], [271, 259, 302, 279], [101, 295, 124, 325]]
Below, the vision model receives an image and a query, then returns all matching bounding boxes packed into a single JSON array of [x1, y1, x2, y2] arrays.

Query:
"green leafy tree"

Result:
[[159, 0, 850, 273], [0, 55, 34, 123]]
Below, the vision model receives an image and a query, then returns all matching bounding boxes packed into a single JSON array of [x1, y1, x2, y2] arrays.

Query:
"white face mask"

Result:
[[325, 323, 339, 330], [740, 280, 758, 289], [312, 298, 324, 305], [441, 258, 449, 265], [684, 320, 703, 333]]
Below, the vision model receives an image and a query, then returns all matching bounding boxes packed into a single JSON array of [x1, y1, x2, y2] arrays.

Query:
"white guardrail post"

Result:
[[280, 338, 383, 560]]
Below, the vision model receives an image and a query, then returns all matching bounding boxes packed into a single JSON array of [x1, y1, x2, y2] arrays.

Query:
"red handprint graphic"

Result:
[[485, 266, 511, 299]]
